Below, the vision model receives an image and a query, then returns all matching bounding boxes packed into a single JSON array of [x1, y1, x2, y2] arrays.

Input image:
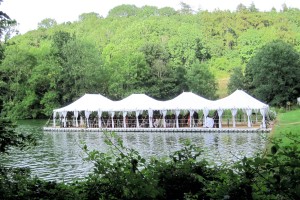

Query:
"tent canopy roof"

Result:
[[211, 90, 268, 110], [53, 90, 269, 113], [113, 94, 164, 112], [161, 92, 213, 110], [54, 94, 114, 112]]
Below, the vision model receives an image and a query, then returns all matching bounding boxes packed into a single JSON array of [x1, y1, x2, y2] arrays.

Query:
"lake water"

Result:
[[0, 120, 268, 182]]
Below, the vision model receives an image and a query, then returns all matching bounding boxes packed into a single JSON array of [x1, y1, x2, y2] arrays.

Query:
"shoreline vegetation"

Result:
[[0, 108, 299, 199]]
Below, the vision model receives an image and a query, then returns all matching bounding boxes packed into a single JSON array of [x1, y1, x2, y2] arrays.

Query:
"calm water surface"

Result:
[[0, 120, 268, 182]]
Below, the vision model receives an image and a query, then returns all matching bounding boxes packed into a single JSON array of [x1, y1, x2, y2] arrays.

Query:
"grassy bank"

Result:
[[272, 108, 300, 144]]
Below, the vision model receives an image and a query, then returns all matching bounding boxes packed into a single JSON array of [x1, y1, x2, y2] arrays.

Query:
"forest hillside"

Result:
[[1, 4, 300, 119]]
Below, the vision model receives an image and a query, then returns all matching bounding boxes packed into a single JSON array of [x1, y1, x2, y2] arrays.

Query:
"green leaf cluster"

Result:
[[229, 40, 300, 107]]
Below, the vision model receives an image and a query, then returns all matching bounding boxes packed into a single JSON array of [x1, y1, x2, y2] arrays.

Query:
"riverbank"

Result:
[[271, 108, 300, 144]]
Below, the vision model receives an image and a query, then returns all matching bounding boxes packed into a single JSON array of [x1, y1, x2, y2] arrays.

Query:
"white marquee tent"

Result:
[[109, 94, 164, 128], [210, 90, 269, 128], [52, 90, 269, 129], [53, 94, 114, 128], [161, 92, 214, 128]]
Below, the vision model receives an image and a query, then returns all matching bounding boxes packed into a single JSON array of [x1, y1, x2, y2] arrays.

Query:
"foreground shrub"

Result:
[[0, 166, 84, 200], [0, 132, 299, 199]]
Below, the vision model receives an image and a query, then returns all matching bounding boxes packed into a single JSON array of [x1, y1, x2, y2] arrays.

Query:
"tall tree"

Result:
[[186, 60, 217, 99], [139, 43, 175, 99], [245, 40, 300, 106], [248, 2, 259, 12], [37, 18, 57, 29], [107, 4, 139, 18], [158, 7, 178, 16], [0, 0, 17, 55], [236, 3, 247, 12], [0, 0, 35, 156], [179, 2, 193, 14], [227, 67, 245, 94]]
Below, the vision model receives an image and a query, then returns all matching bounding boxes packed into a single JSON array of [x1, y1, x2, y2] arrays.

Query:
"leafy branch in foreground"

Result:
[[82, 131, 161, 199], [81, 131, 300, 200], [0, 117, 36, 154]]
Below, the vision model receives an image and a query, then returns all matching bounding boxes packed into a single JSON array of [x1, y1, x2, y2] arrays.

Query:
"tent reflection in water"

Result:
[[50, 90, 270, 131]]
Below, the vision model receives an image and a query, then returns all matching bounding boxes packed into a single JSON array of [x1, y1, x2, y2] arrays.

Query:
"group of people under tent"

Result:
[[57, 110, 224, 129]]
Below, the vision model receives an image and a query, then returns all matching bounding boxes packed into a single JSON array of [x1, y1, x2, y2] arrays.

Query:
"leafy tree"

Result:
[[281, 3, 288, 12], [107, 4, 139, 18], [227, 67, 245, 94], [51, 30, 73, 65], [186, 60, 218, 99], [236, 3, 247, 12], [50, 31, 107, 104], [179, 2, 193, 14], [0, 0, 16, 39], [245, 40, 300, 106], [158, 7, 178, 16], [0, 117, 36, 153], [0, 44, 38, 118], [37, 18, 57, 29], [139, 43, 181, 99], [78, 12, 101, 21], [137, 5, 159, 17], [0, 0, 17, 59], [248, 2, 259, 12]]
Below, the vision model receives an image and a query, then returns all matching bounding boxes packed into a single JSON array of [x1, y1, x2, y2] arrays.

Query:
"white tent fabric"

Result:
[[211, 90, 269, 129], [161, 92, 213, 111], [54, 94, 114, 112], [52, 90, 270, 129], [211, 90, 268, 110], [231, 108, 238, 128], [112, 94, 164, 112], [74, 110, 79, 127]]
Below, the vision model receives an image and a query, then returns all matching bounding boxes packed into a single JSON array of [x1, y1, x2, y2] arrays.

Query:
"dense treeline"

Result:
[[1, 4, 300, 118]]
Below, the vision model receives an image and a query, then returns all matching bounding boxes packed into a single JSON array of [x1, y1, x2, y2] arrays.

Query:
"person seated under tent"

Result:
[[213, 111, 219, 128]]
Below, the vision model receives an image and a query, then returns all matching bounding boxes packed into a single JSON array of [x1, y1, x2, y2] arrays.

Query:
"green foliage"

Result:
[[186, 60, 218, 99], [0, 117, 35, 153], [273, 109, 300, 142], [2, 6, 300, 117], [233, 132, 300, 200], [81, 132, 300, 200], [227, 66, 245, 94], [0, 0, 18, 42], [37, 18, 57, 29], [0, 130, 299, 199], [83, 132, 162, 199], [0, 166, 84, 200], [107, 4, 139, 18], [245, 40, 300, 106]]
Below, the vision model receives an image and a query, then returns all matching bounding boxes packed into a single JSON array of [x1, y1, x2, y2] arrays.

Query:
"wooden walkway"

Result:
[[43, 127, 271, 133]]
